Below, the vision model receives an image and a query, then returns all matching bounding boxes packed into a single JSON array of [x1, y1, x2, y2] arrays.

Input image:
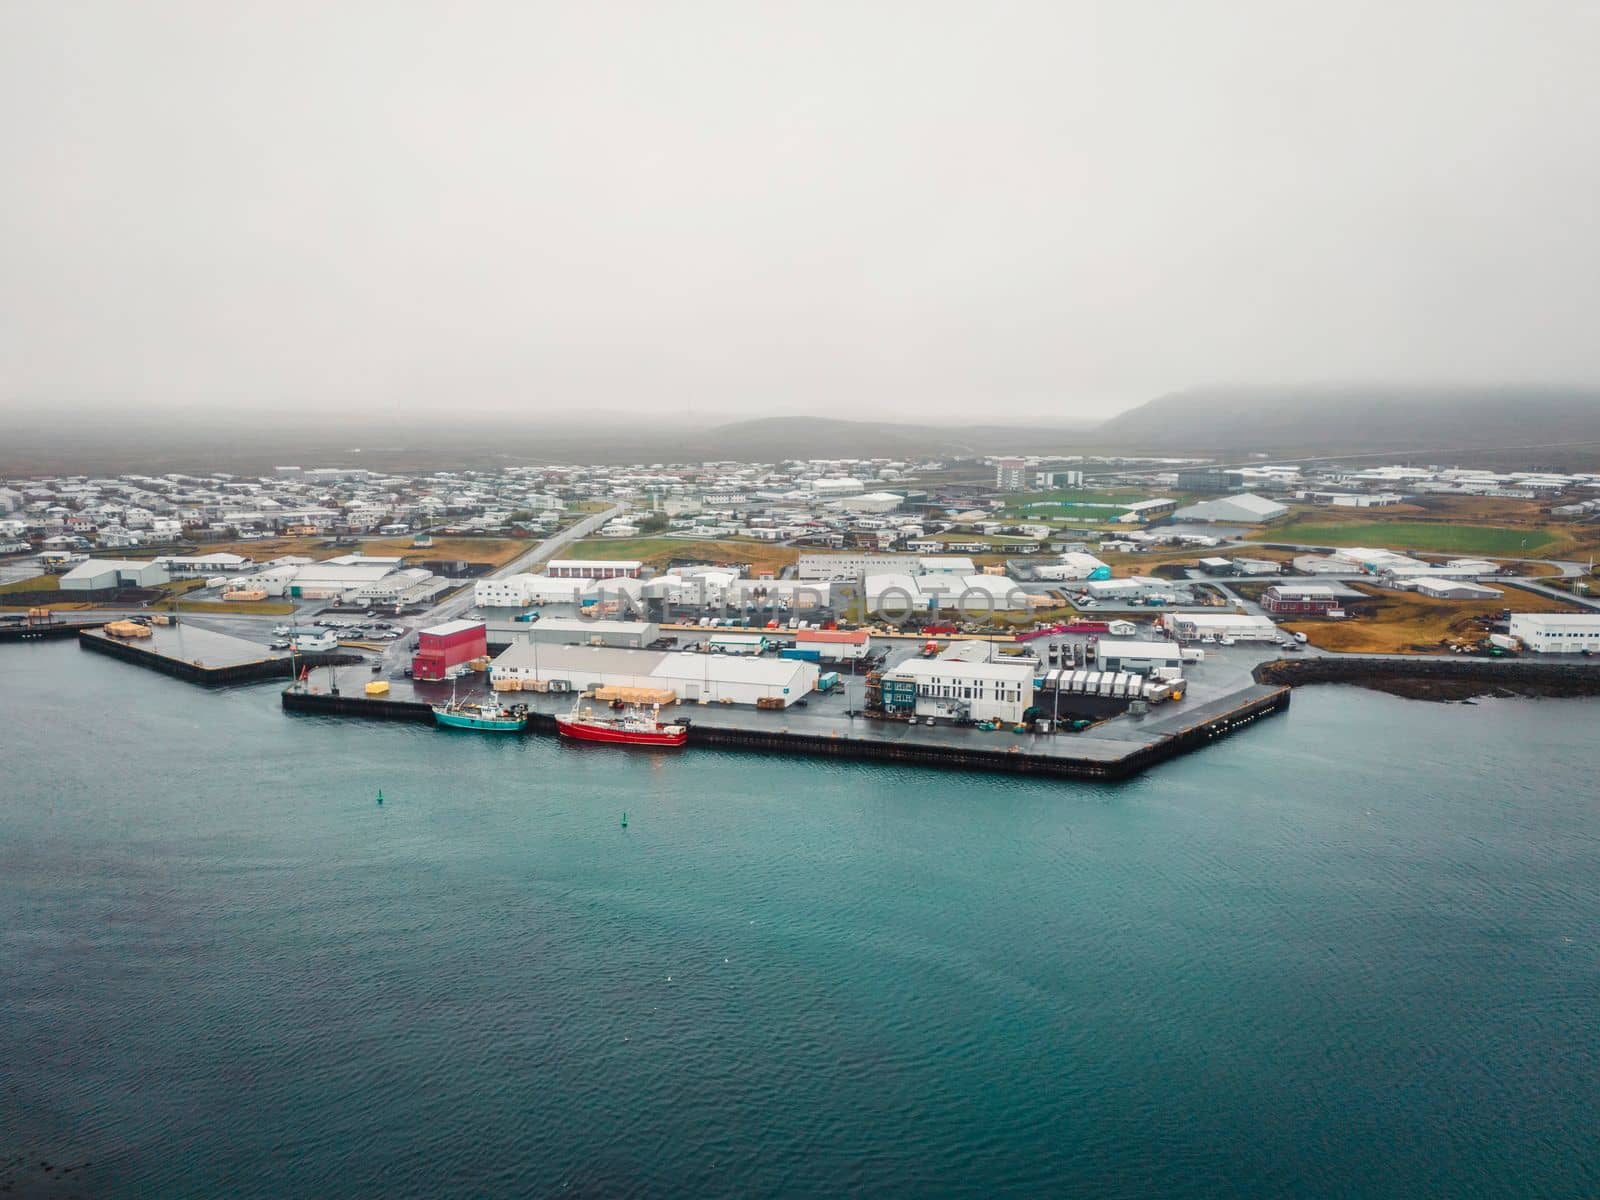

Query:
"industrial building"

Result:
[[1175, 468, 1245, 493], [706, 632, 769, 655], [1119, 498, 1178, 522], [1035, 552, 1111, 581], [154, 552, 253, 577], [1230, 557, 1285, 576], [880, 649, 1035, 724], [795, 628, 872, 661], [291, 629, 339, 652], [490, 642, 818, 706], [475, 573, 598, 607], [1260, 582, 1356, 616], [1082, 576, 1183, 604], [232, 554, 403, 599], [517, 617, 660, 648], [1507, 613, 1600, 653], [58, 558, 169, 590], [545, 559, 642, 579], [1162, 612, 1280, 642], [1327, 547, 1431, 575], [345, 567, 450, 606], [798, 552, 904, 580], [829, 491, 904, 514], [1096, 639, 1183, 674], [1170, 493, 1288, 524], [864, 572, 1034, 615], [1403, 579, 1503, 600], [412, 619, 488, 681], [1290, 555, 1352, 575]]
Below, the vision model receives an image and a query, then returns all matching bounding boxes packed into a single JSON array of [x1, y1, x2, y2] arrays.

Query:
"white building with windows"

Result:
[[798, 553, 904, 580], [882, 654, 1035, 724], [1162, 611, 1280, 642], [1508, 613, 1600, 653]]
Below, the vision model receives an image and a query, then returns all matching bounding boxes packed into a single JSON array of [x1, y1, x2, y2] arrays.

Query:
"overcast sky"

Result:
[[3, 0, 1599, 423]]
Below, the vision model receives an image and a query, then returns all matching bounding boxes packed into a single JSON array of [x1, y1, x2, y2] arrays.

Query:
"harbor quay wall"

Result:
[[283, 688, 438, 723], [281, 685, 1292, 782], [79, 629, 359, 686], [0, 620, 104, 642], [1254, 655, 1600, 700]]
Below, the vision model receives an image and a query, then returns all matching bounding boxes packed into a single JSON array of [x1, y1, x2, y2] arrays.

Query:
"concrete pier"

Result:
[[281, 676, 1292, 781], [79, 626, 358, 685]]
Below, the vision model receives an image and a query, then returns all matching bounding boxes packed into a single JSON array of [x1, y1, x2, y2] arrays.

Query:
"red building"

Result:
[[412, 619, 488, 681], [1260, 584, 1347, 617]]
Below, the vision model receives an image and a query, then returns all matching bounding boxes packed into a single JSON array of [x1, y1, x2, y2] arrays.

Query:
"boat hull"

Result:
[[433, 709, 527, 732], [555, 717, 687, 747]]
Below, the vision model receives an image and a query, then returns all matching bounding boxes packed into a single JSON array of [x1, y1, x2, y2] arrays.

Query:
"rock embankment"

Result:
[[1252, 656, 1600, 702]]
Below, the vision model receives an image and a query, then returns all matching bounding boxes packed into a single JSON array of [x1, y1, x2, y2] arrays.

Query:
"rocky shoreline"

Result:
[[1253, 655, 1600, 702]]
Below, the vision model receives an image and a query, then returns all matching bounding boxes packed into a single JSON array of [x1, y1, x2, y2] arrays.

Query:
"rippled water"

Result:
[[3, 640, 1598, 1198]]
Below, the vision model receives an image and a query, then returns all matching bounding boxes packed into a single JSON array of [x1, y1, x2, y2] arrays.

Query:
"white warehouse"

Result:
[[1162, 612, 1281, 642], [1507, 613, 1600, 653], [1096, 639, 1184, 674], [1170, 493, 1288, 524], [490, 642, 818, 706]]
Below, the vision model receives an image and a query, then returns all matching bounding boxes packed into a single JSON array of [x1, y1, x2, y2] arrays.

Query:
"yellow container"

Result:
[[364, 680, 390, 696]]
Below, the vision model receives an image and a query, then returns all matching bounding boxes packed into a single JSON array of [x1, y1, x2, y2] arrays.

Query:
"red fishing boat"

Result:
[[555, 700, 688, 748]]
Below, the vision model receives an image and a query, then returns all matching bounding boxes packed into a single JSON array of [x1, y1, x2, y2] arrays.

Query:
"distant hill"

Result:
[[681, 416, 1089, 462], [1090, 385, 1600, 455], [0, 412, 1090, 474]]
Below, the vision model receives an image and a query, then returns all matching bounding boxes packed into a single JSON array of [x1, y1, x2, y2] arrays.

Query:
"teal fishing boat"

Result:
[[432, 688, 529, 732]]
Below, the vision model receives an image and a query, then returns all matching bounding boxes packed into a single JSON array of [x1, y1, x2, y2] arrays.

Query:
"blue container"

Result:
[[781, 647, 822, 662]]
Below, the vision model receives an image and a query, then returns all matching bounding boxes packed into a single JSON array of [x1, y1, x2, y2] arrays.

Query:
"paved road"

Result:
[[372, 506, 621, 670]]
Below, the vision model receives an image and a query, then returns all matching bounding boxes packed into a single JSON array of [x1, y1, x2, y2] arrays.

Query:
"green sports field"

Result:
[[1252, 520, 1555, 556]]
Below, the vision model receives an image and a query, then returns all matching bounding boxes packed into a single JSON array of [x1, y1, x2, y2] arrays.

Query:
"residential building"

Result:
[[994, 458, 1027, 491]]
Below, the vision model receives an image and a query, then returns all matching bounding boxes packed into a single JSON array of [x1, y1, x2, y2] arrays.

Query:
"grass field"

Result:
[[193, 534, 526, 567], [1280, 583, 1580, 654], [1253, 519, 1556, 556], [361, 536, 525, 567], [1001, 489, 1146, 508], [563, 537, 800, 577], [0, 573, 56, 595]]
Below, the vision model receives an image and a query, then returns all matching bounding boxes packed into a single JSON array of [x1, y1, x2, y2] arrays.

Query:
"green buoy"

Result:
[[621, 811, 628, 828], [377, 789, 384, 805]]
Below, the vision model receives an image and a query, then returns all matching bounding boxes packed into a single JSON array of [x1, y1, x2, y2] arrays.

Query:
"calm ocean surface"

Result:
[[3, 640, 1597, 1198]]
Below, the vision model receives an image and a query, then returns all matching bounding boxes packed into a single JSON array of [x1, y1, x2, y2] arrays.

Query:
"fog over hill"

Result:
[[7, 388, 1600, 475], [1089, 385, 1600, 456]]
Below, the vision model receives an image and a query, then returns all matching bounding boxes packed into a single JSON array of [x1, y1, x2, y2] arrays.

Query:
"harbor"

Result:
[[32, 604, 1600, 781], [78, 622, 358, 684], [280, 656, 1291, 781]]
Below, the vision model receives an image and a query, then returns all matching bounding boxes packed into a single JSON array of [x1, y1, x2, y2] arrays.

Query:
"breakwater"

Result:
[[79, 628, 359, 685], [282, 684, 1291, 781], [1254, 654, 1600, 701], [0, 619, 104, 642]]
